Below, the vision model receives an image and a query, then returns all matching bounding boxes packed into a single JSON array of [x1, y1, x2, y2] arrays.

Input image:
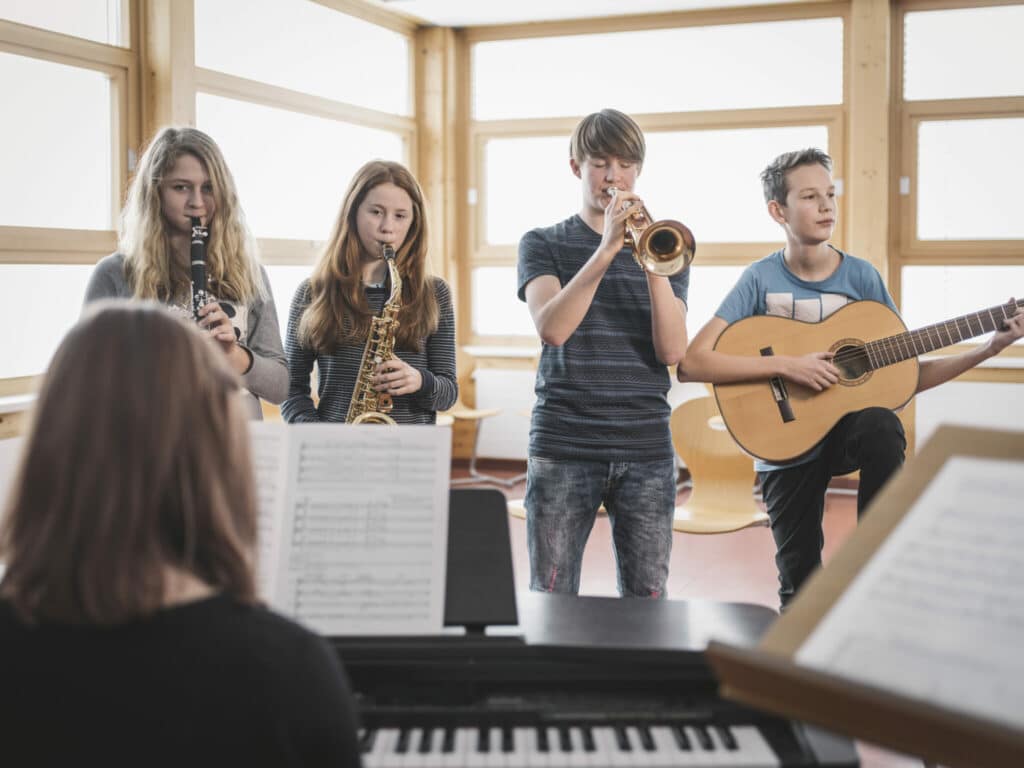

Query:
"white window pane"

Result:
[[0, 266, 93, 378], [485, 127, 828, 247], [473, 18, 842, 119], [484, 137, 579, 245], [905, 7, 1024, 100], [0, 0, 125, 46], [265, 265, 315, 341], [197, 93, 406, 241], [901, 266, 1023, 347], [0, 53, 112, 230], [644, 126, 829, 243], [472, 267, 536, 337], [686, 265, 747, 335], [917, 119, 1024, 241], [195, 0, 409, 114]]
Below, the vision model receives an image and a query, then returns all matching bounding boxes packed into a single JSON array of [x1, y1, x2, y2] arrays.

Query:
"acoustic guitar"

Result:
[[713, 298, 1022, 463]]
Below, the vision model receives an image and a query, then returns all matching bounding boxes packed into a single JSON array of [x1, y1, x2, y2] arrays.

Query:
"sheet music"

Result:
[[248, 423, 290, 601], [251, 424, 451, 636], [797, 456, 1024, 729]]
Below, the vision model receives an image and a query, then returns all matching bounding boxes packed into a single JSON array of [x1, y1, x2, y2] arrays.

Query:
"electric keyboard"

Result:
[[332, 593, 859, 768]]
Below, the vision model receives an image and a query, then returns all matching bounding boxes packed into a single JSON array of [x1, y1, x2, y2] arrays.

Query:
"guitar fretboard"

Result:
[[865, 299, 1023, 369]]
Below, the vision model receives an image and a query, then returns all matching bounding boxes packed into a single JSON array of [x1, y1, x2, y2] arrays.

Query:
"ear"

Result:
[[767, 199, 788, 226], [569, 157, 582, 179]]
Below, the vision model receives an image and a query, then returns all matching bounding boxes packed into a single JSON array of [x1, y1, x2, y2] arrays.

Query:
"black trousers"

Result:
[[758, 407, 907, 609]]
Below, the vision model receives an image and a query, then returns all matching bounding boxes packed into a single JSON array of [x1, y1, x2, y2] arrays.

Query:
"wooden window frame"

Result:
[[889, 0, 1024, 380], [0, 2, 142, 398], [460, 2, 852, 350]]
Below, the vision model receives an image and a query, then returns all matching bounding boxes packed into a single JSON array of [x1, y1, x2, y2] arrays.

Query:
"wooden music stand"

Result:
[[706, 425, 1024, 768]]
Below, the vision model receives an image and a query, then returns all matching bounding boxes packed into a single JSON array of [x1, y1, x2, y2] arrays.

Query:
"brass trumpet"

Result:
[[609, 187, 695, 276]]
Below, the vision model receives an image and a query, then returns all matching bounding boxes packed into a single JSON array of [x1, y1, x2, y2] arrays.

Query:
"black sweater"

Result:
[[0, 593, 362, 766]]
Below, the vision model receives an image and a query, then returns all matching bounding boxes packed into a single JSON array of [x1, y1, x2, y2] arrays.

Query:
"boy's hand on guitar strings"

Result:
[[782, 351, 840, 392], [987, 297, 1024, 356]]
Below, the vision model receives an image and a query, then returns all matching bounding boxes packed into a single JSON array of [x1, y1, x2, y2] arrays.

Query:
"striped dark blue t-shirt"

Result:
[[517, 214, 689, 462]]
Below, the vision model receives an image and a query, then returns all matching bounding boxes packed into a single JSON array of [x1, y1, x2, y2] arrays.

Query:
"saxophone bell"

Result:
[[608, 187, 695, 277]]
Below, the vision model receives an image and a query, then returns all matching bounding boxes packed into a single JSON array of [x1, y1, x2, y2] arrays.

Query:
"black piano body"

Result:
[[332, 592, 860, 767]]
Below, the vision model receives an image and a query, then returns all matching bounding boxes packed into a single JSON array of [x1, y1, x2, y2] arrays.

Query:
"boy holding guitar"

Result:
[[678, 148, 1023, 609]]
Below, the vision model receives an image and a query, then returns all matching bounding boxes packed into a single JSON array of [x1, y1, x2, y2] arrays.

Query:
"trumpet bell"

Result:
[[635, 219, 695, 277]]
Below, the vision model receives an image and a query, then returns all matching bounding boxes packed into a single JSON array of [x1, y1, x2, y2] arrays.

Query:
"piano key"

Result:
[[614, 724, 633, 752], [416, 728, 445, 768], [649, 726, 690, 766], [591, 726, 637, 767], [395, 727, 412, 754], [438, 728, 474, 768], [502, 726, 515, 753], [511, 726, 548, 768], [483, 726, 507, 767], [536, 726, 550, 753], [636, 725, 657, 752], [714, 724, 738, 751], [363, 727, 399, 768], [580, 726, 597, 753], [558, 725, 573, 752], [441, 727, 456, 754], [477, 726, 491, 753], [723, 725, 780, 767], [692, 723, 715, 751], [418, 727, 434, 754], [671, 723, 692, 751], [359, 728, 377, 754]]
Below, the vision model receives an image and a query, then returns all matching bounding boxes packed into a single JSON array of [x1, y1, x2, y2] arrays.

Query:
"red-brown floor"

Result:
[[450, 461, 926, 768]]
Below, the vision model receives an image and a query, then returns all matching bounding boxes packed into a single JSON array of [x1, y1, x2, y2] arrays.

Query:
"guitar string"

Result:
[[824, 303, 1016, 367]]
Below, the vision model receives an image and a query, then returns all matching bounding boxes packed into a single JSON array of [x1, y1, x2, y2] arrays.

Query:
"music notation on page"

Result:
[[249, 423, 451, 636]]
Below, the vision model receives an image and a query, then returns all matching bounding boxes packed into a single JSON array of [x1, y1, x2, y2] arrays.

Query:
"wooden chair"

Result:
[[445, 398, 514, 487], [670, 395, 768, 534]]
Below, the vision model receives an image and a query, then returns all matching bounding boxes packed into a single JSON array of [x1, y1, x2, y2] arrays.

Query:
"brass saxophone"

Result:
[[346, 244, 402, 425]]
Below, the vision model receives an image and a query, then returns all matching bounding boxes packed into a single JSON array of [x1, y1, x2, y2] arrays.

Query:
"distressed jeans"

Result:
[[525, 457, 676, 598]]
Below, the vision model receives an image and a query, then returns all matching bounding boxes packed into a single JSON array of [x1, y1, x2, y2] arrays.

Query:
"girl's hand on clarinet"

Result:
[[198, 303, 249, 373], [373, 358, 422, 396], [198, 302, 235, 344]]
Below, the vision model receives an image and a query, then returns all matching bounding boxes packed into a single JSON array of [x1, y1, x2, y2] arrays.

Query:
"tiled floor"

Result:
[[450, 462, 926, 768]]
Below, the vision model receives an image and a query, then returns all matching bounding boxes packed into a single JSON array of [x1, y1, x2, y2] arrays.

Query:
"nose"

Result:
[[187, 187, 203, 210]]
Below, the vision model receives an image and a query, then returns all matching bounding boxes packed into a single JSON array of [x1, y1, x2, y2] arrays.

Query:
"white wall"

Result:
[[915, 381, 1024, 449]]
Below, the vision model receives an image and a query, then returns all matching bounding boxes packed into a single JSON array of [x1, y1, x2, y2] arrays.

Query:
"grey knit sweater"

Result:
[[84, 253, 288, 419]]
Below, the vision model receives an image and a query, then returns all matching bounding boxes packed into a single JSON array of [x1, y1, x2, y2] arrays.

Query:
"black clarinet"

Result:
[[189, 216, 210, 321]]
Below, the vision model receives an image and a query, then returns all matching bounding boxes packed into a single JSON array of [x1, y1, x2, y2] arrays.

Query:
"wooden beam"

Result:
[[141, 0, 195, 139], [846, 0, 891, 276], [414, 26, 459, 290]]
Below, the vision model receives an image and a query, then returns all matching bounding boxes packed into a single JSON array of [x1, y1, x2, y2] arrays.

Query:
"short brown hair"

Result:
[[0, 302, 258, 624], [569, 109, 645, 166], [760, 148, 833, 205]]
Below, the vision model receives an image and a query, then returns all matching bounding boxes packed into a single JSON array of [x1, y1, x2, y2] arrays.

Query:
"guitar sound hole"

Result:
[[833, 344, 871, 383]]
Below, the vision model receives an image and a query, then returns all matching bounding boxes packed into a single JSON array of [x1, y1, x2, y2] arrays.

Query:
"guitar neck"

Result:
[[866, 299, 1023, 369]]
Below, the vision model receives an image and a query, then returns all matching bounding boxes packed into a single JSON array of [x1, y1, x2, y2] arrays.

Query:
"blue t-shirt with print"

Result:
[[715, 246, 898, 472]]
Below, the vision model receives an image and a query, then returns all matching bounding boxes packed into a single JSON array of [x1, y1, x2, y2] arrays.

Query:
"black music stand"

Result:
[[444, 488, 518, 633]]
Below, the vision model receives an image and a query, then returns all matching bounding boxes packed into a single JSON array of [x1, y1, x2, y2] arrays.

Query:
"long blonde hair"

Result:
[[0, 302, 258, 624], [119, 127, 265, 304], [298, 160, 439, 353]]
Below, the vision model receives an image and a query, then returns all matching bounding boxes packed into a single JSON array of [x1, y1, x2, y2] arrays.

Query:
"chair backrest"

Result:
[[670, 396, 766, 533]]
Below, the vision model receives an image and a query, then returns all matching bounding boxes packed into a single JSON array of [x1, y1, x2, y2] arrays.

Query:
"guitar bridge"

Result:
[[761, 347, 795, 424]]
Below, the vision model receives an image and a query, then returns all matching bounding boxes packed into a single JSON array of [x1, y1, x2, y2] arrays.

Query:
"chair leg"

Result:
[[450, 418, 519, 487]]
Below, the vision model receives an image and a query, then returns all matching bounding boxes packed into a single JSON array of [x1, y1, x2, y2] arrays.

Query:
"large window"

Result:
[[0, 2, 135, 390], [193, 0, 415, 315], [895, 2, 1024, 363], [466, 8, 845, 345]]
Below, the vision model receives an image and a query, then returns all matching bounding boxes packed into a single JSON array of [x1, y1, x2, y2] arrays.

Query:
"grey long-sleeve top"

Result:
[[84, 253, 288, 419], [282, 277, 458, 424]]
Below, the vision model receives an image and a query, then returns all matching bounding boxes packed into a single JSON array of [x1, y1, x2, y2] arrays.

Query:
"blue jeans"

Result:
[[525, 457, 676, 598]]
